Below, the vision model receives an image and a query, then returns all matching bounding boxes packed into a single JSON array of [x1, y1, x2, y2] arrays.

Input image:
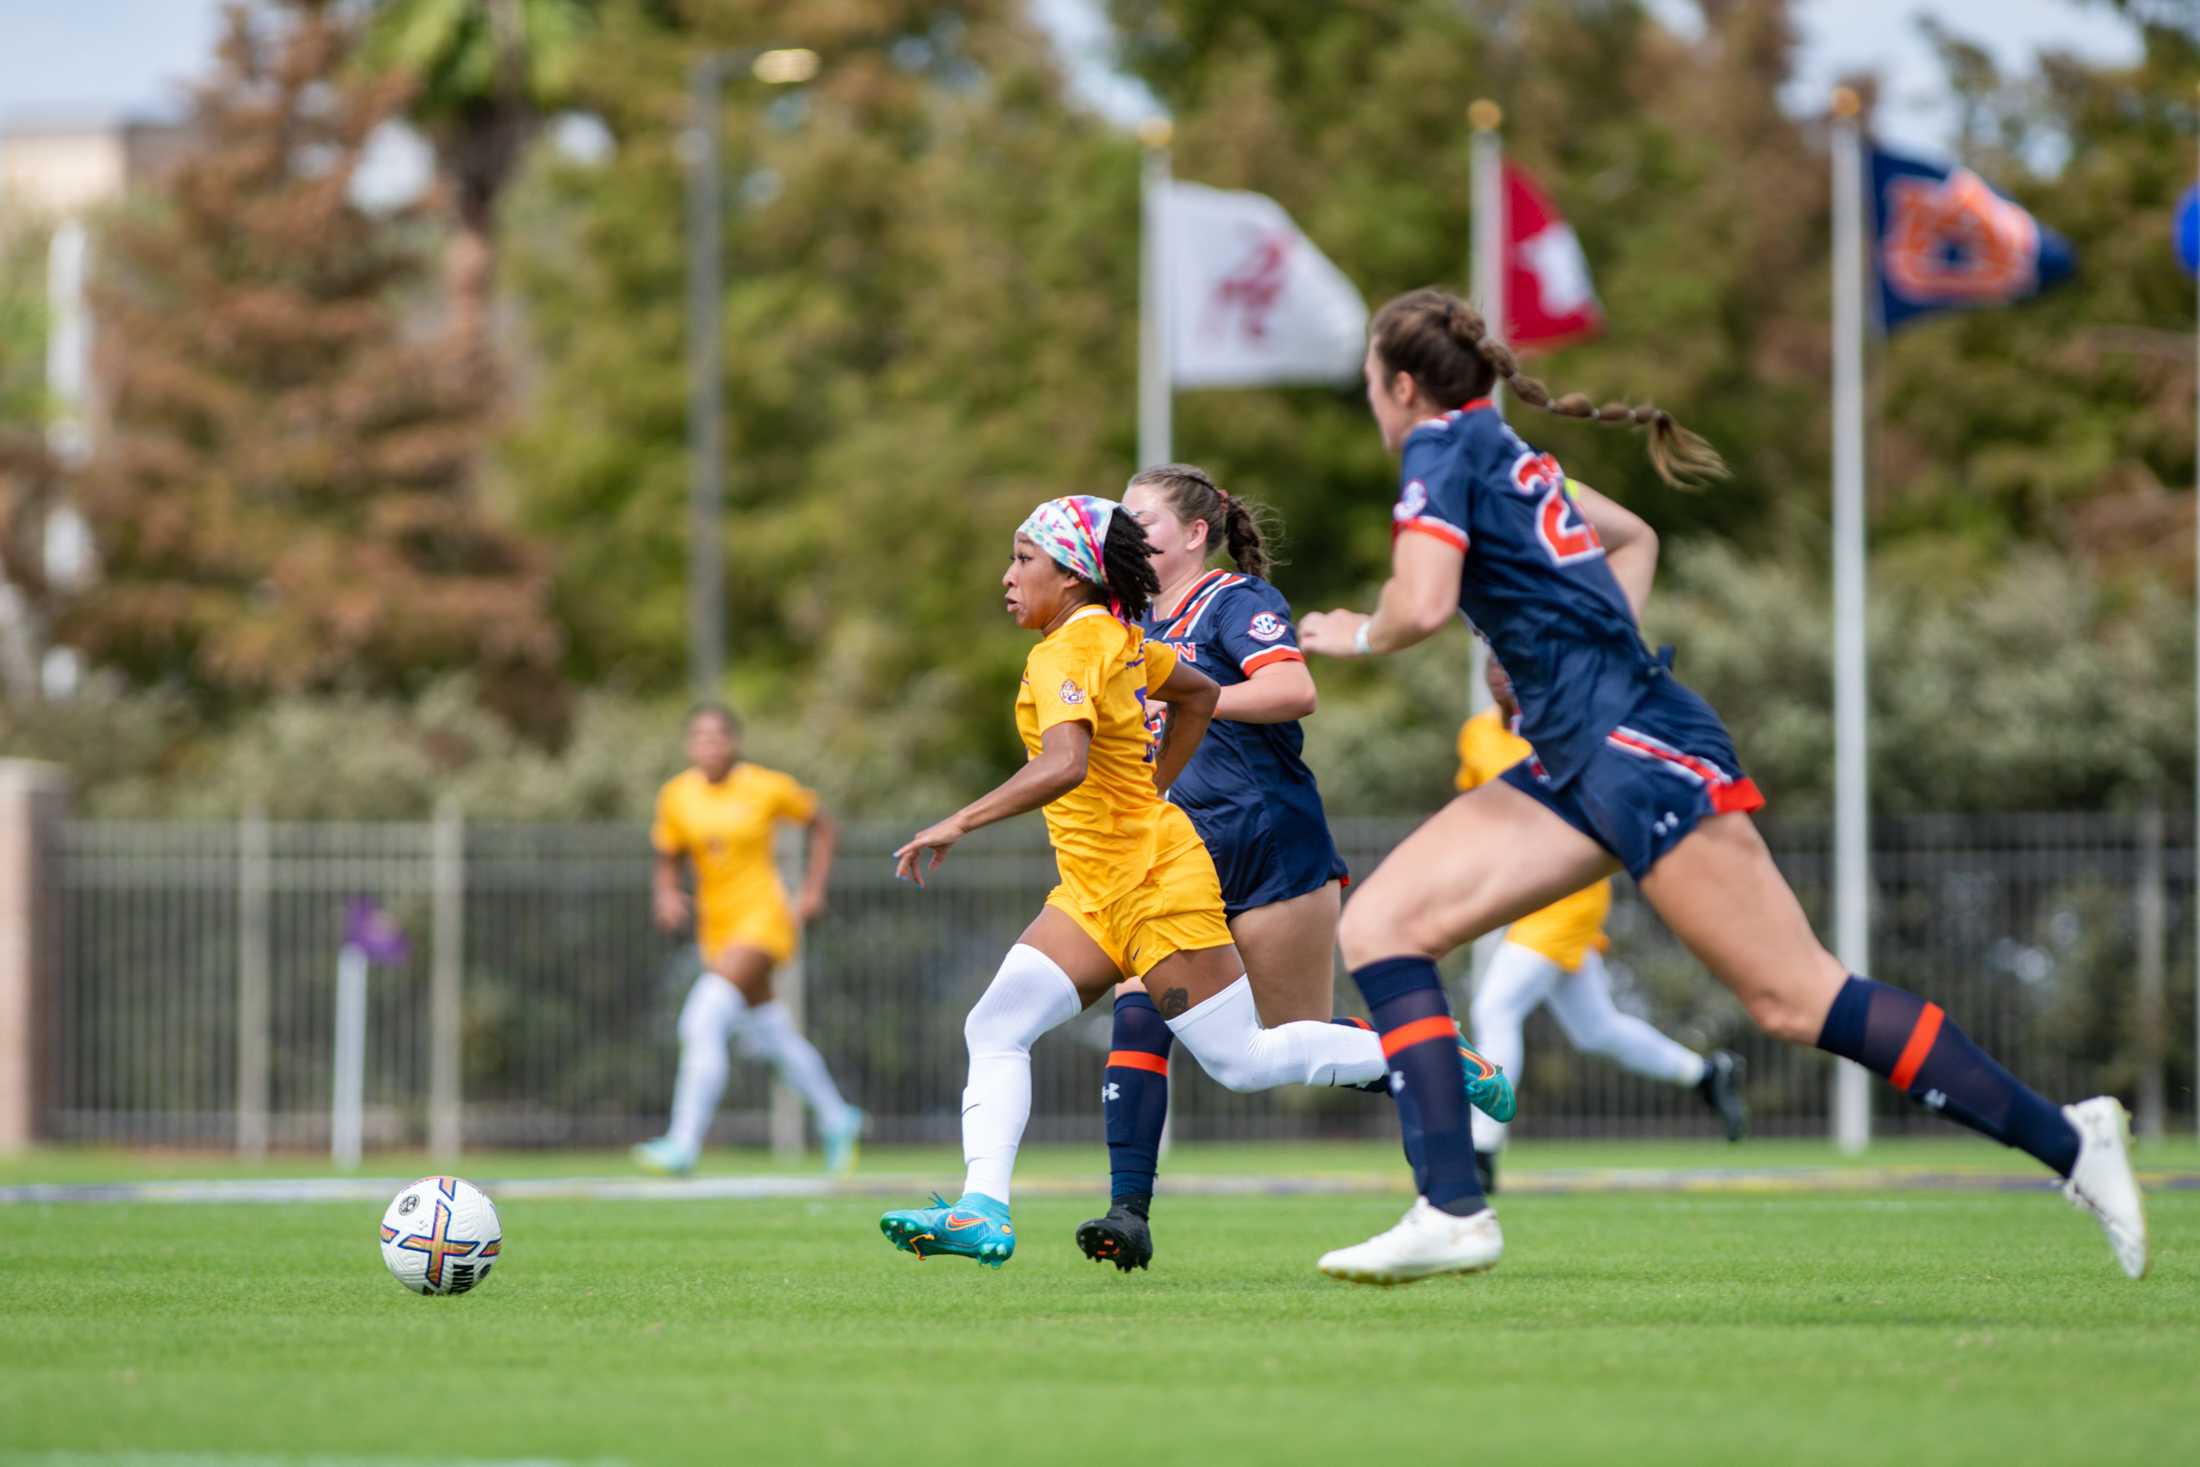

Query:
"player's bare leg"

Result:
[[1643, 813, 2146, 1279], [1229, 879, 1343, 1023], [1339, 784, 1618, 970]]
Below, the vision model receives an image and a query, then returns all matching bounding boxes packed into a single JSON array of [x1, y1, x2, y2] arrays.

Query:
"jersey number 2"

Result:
[[1537, 487, 1603, 565], [1511, 450, 1604, 566]]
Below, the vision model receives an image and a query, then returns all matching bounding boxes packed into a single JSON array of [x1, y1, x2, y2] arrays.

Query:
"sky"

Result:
[[0, 0, 2152, 166]]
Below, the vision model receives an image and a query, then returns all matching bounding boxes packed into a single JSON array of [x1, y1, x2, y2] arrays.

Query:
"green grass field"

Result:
[[4, 1142, 2196, 1467]]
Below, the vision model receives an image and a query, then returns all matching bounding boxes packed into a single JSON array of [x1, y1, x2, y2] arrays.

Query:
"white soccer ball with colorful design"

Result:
[[379, 1175, 502, 1296]]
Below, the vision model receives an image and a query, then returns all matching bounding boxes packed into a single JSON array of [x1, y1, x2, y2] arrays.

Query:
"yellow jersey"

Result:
[[1018, 606, 1182, 912], [652, 763, 819, 964], [1456, 707, 1610, 970]]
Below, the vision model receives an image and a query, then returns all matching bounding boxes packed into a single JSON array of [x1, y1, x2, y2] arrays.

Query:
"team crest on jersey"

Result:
[[1057, 679, 1086, 706], [1393, 479, 1429, 522], [1246, 612, 1287, 643]]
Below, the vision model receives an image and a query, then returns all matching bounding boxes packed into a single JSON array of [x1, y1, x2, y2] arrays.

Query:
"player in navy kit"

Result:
[[1075, 463, 1509, 1272], [1296, 286, 2148, 1285]]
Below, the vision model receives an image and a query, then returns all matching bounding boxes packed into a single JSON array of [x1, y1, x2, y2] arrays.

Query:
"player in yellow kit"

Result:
[[1459, 656, 1747, 1191], [632, 704, 863, 1177], [877, 495, 1414, 1268]]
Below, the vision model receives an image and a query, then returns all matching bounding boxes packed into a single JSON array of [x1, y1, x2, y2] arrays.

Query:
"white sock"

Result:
[[959, 944, 1083, 1205], [1549, 950, 1708, 1088], [1165, 975, 1387, 1092], [1469, 940, 1561, 1153], [746, 1000, 854, 1125], [666, 972, 747, 1155]]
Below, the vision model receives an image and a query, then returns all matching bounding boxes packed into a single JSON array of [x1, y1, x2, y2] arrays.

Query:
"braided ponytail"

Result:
[[1127, 462, 1282, 580], [1370, 287, 1729, 489]]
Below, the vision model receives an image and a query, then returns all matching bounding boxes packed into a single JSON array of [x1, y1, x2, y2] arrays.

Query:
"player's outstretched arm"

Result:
[[893, 721, 1092, 886], [1149, 657, 1219, 793], [1570, 480, 1659, 620], [1301, 532, 1463, 659]]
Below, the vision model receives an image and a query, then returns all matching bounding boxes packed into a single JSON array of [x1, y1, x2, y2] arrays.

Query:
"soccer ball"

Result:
[[379, 1175, 502, 1296]]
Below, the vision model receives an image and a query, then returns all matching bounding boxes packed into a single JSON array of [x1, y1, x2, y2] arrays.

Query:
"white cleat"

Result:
[[1317, 1198, 1503, 1285], [2061, 1097, 2149, 1280]]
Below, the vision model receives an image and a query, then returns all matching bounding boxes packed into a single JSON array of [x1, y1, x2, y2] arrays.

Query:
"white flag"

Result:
[[1160, 180, 1367, 389]]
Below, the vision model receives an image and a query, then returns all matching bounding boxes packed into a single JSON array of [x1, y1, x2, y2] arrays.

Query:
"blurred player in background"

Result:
[[1299, 286, 2147, 1284], [1076, 464, 1510, 1271], [878, 495, 1453, 1269], [1459, 650, 1746, 1192], [632, 705, 863, 1177]]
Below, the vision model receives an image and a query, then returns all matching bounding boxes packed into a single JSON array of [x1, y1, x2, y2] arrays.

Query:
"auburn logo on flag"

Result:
[[1883, 169, 2040, 301], [1868, 143, 2073, 331]]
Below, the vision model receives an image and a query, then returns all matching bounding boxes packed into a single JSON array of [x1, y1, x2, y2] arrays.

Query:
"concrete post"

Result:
[[0, 761, 68, 1153]]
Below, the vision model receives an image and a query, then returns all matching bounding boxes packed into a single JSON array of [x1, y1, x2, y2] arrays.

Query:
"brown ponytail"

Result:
[[1368, 287, 1728, 489], [1127, 463, 1281, 581]]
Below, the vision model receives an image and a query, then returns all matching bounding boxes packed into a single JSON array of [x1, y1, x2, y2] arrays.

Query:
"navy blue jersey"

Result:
[[1144, 571, 1328, 870], [1393, 398, 1662, 788]]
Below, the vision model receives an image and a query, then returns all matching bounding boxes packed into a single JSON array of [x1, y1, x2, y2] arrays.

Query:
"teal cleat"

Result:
[[1460, 1036, 1516, 1124], [631, 1136, 697, 1176], [879, 1191, 1015, 1268], [822, 1106, 865, 1177]]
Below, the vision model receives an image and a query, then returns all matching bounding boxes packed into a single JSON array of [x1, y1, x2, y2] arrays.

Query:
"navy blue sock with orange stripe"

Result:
[[1351, 956, 1486, 1215], [1815, 975, 2079, 1176], [1103, 991, 1173, 1207]]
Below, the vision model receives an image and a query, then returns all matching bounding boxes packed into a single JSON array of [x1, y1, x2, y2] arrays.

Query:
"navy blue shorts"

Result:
[[1182, 798, 1349, 919], [1498, 677, 1765, 881]]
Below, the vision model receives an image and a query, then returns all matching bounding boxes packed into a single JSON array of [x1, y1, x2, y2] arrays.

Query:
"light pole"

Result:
[[686, 46, 819, 700]]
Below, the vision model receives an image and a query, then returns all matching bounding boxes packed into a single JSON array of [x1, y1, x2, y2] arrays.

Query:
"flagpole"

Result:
[[1830, 86, 1872, 1154], [1466, 99, 1504, 998], [1469, 100, 1505, 409], [1467, 100, 1503, 714], [1138, 118, 1174, 470], [1137, 119, 1174, 1159]]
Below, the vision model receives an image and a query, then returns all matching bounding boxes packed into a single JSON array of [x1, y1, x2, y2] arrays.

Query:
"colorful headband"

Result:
[[1019, 494, 1119, 587]]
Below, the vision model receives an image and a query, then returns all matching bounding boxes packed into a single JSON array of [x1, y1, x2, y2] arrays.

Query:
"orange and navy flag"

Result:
[[1870, 142, 2073, 332]]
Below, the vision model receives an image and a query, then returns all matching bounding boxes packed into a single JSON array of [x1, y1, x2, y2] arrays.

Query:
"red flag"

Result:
[[1503, 164, 1602, 351]]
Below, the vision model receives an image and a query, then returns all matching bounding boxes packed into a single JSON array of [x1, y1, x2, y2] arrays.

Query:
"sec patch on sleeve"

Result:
[[1246, 612, 1288, 643], [1058, 678, 1087, 705]]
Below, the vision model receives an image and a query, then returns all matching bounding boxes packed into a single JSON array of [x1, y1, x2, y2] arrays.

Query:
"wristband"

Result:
[[1352, 621, 1374, 657]]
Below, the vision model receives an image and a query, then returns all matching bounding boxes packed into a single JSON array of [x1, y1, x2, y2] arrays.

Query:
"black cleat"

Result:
[[1474, 1148, 1498, 1195], [1076, 1203, 1154, 1272], [1698, 1049, 1749, 1142]]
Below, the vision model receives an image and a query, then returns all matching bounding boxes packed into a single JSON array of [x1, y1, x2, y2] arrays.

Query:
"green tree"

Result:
[[502, 0, 1143, 794], [358, 0, 601, 374], [1107, 0, 1834, 570], [69, 0, 566, 731], [0, 218, 59, 705]]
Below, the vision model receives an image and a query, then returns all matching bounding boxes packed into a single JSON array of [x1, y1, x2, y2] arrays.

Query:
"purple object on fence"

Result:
[[343, 899, 410, 967]]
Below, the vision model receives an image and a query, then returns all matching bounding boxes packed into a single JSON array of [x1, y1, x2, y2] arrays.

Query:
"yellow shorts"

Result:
[[698, 903, 798, 968], [1047, 815, 1233, 978], [1505, 879, 1612, 972]]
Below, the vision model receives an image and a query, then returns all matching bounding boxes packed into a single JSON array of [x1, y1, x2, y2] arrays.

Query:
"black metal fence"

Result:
[[40, 812, 2198, 1150]]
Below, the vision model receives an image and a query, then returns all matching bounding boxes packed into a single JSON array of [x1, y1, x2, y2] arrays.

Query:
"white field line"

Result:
[[1, 1455, 626, 1467], [5, 1167, 2184, 1207]]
